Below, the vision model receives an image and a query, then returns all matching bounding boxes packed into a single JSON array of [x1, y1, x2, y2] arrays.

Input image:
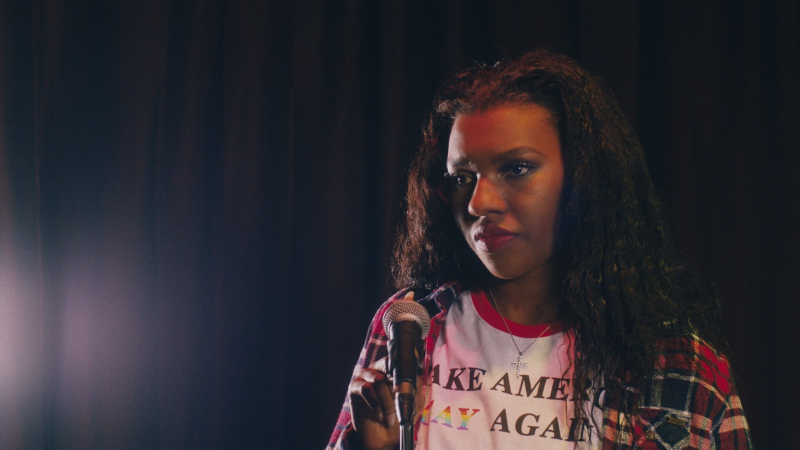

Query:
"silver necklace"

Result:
[[487, 287, 553, 379]]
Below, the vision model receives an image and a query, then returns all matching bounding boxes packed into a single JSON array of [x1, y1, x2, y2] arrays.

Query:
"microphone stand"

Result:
[[400, 422, 413, 450], [396, 389, 416, 450]]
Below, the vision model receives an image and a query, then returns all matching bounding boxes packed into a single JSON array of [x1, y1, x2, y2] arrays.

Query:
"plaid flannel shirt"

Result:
[[327, 283, 753, 450]]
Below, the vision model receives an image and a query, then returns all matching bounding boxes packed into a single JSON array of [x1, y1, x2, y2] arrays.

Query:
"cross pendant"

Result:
[[511, 354, 527, 378]]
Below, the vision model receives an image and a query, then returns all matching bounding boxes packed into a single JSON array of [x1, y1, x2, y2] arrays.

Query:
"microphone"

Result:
[[382, 293, 430, 448]]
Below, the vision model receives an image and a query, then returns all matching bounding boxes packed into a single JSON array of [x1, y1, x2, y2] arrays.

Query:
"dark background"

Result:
[[0, 1, 797, 449]]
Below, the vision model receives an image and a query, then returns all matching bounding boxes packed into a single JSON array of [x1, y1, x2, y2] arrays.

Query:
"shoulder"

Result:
[[365, 281, 461, 336], [379, 282, 463, 324], [654, 334, 733, 397], [631, 335, 739, 432], [624, 335, 752, 448]]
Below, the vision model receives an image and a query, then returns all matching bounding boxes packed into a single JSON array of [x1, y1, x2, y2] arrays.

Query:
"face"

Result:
[[446, 103, 564, 282]]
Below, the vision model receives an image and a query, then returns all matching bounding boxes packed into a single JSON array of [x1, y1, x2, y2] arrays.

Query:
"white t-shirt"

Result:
[[416, 289, 603, 449]]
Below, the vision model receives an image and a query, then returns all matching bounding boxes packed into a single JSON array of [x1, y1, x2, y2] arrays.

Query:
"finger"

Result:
[[372, 356, 426, 413], [364, 359, 398, 422], [373, 356, 388, 374], [369, 371, 396, 426], [350, 365, 396, 422], [349, 377, 380, 413], [359, 366, 388, 384], [356, 367, 396, 425]]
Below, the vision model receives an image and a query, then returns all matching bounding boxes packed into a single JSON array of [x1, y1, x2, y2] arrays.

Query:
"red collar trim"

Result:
[[471, 289, 564, 338]]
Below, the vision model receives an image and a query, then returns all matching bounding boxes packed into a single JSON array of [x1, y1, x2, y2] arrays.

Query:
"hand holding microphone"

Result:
[[382, 293, 430, 429], [348, 292, 430, 450]]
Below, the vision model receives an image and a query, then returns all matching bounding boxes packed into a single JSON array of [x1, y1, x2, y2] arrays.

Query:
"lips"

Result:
[[473, 223, 518, 253]]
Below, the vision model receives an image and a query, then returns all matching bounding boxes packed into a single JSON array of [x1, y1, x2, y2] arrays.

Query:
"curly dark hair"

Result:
[[392, 49, 726, 417]]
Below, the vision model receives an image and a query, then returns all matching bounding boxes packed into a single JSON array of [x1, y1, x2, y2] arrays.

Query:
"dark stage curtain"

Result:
[[0, 1, 796, 448]]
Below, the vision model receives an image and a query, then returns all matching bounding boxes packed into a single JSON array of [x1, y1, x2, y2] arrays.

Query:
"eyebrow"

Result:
[[447, 146, 545, 168]]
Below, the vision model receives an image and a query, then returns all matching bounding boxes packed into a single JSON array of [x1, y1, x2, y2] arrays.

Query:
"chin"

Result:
[[478, 258, 526, 281], [478, 253, 553, 282]]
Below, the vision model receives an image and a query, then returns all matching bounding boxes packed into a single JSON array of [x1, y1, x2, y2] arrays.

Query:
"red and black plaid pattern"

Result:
[[327, 283, 752, 450], [602, 337, 752, 450]]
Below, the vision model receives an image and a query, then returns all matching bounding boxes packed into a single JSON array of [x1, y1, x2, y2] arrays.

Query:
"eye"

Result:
[[445, 172, 474, 186], [504, 163, 534, 177]]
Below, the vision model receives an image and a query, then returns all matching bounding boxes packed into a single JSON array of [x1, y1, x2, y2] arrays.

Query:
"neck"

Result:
[[486, 264, 565, 326]]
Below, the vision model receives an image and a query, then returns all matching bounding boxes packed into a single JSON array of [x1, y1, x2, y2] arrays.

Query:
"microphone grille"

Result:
[[382, 299, 431, 340]]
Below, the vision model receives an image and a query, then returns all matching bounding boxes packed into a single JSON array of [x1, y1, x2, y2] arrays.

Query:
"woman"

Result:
[[328, 50, 752, 450]]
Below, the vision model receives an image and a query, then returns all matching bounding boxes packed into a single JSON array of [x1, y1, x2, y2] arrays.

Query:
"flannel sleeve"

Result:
[[670, 337, 754, 450], [326, 290, 410, 450], [711, 382, 753, 449], [611, 336, 754, 450], [694, 338, 753, 449]]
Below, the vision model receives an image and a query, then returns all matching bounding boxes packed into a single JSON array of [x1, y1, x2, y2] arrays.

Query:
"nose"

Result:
[[468, 177, 507, 217]]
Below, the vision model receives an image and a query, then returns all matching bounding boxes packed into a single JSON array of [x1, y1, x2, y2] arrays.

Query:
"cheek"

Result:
[[533, 176, 564, 221], [517, 192, 561, 240], [450, 201, 481, 255], [452, 211, 473, 247], [450, 192, 472, 226]]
